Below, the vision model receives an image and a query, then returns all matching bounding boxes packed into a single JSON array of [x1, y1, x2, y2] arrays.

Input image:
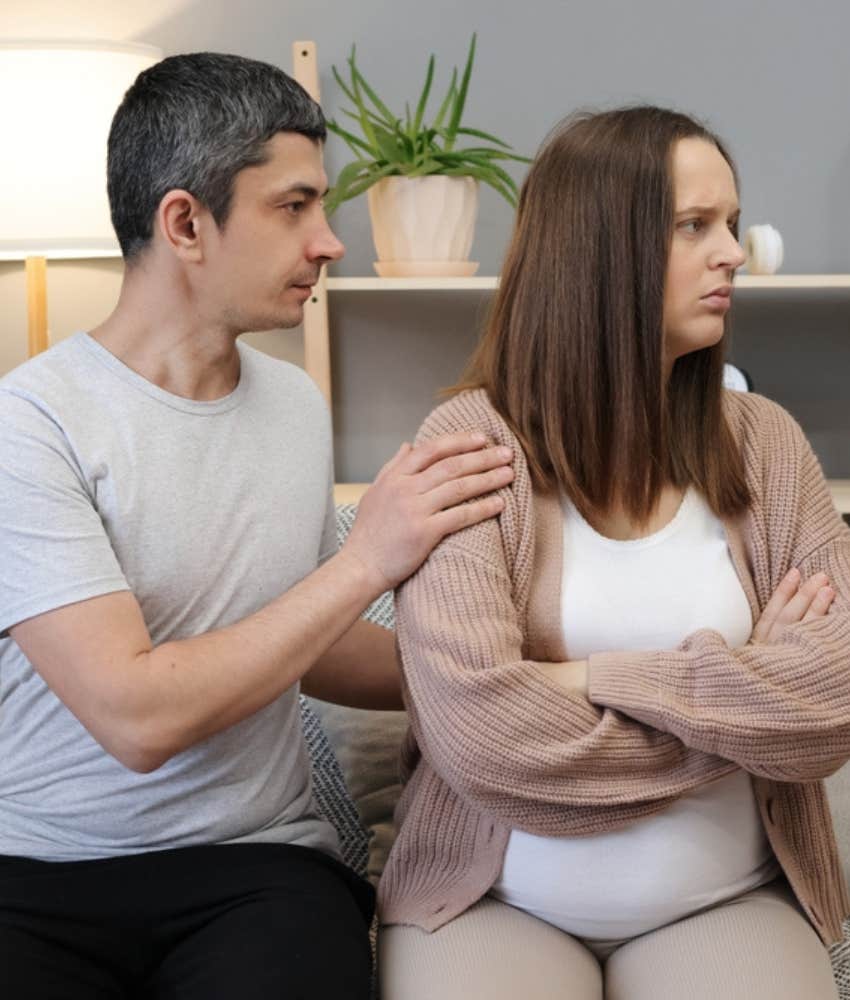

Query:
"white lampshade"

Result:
[[0, 40, 163, 261]]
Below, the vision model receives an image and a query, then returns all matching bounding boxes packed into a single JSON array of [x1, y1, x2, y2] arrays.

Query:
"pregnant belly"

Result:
[[490, 770, 778, 939]]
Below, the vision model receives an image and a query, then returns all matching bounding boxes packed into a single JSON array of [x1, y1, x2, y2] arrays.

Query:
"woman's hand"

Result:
[[751, 567, 835, 644], [534, 569, 835, 696]]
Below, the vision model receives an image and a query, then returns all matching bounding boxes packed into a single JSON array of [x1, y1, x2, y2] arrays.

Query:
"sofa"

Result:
[[300, 503, 850, 995]]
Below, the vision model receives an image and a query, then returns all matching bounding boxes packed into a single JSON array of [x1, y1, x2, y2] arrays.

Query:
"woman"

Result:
[[377, 107, 850, 1000]]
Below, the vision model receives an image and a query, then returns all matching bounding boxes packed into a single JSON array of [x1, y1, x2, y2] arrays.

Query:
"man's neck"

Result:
[[89, 264, 241, 402]]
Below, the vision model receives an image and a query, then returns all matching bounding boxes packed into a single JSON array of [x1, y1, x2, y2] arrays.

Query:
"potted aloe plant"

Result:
[[325, 34, 529, 276]]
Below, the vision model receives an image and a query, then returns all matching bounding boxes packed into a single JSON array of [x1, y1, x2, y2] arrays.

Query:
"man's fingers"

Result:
[[429, 494, 505, 537], [399, 433, 490, 475], [802, 586, 835, 623], [412, 444, 514, 494], [422, 466, 515, 512]]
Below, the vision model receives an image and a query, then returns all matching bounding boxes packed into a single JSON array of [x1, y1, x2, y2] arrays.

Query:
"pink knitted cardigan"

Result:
[[378, 388, 850, 945]]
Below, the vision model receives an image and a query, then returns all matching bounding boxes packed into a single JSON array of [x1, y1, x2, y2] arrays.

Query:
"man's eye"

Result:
[[284, 201, 305, 215]]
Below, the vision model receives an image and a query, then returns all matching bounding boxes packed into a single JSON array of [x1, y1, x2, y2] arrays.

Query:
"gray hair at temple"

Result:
[[107, 51, 326, 261]]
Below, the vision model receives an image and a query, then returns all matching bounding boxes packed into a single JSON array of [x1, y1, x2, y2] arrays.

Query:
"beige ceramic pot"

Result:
[[366, 175, 479, 276]]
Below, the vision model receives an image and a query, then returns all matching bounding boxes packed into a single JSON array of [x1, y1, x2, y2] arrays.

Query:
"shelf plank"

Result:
[[326, 276, 498, 291], [325, 274, 850, 293], [335, 480, 850, 514], [333, 482, 370, 505], [735, 274, 850, 289]]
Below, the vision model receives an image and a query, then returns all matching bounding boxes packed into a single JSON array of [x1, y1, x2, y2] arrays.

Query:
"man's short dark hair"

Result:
[[107, 51, 326, 260]]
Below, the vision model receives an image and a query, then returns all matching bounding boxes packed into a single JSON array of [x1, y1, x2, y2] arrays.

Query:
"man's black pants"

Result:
[[0, 842, 374, 998]]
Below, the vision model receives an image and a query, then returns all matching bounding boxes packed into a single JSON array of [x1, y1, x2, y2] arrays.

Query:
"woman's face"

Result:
[[662, 138, 746, 369]]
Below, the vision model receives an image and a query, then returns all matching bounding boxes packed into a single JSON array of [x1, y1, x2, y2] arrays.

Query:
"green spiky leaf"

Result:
[[444, 33, 476, 149], [323, 34, 528, 212]]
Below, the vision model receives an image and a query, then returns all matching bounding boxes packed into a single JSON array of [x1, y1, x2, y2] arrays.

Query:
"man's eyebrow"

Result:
[[675, 203, 740, 217], [270, 183, 329, 200]]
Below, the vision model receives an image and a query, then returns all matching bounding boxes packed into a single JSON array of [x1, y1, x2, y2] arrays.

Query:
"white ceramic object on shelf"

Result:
[[744, 224, 784, 275], [367, 175, 479, 277]]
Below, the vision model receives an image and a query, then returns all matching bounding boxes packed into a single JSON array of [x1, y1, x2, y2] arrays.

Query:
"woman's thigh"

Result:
[[605, 882, 838, 1000], [379, 896, 602, 1000]]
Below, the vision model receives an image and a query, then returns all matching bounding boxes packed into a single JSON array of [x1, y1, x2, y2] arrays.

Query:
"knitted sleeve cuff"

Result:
[[587, 650, 670, 725]]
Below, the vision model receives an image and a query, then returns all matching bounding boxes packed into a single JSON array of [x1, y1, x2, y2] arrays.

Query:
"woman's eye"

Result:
[[680, 219, 702, 234]]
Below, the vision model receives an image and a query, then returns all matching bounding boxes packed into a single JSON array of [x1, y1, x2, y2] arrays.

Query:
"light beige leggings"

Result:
[[379, 883, 838, 1000]]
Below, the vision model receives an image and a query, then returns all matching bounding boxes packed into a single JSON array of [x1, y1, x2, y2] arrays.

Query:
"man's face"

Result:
[[201, 131, 344, 333]]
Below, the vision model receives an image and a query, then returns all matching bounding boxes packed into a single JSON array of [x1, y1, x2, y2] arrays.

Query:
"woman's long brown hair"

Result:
[[455, 106, 751, 524]]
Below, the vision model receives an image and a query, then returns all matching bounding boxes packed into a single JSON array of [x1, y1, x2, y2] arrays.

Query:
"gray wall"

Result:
[[1, 0, 848, 480]]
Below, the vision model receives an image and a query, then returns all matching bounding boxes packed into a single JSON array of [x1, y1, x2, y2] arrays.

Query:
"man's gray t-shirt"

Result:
[[0, 333, 340, 861]]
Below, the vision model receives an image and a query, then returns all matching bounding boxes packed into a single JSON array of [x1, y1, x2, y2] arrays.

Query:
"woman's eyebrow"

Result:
[[675, 203, 740, 216]]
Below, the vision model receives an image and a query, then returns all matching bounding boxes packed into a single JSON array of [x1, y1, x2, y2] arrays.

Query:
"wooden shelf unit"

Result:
[[326, 276, 499, 292], [291, 43, 850, 520], [325, 274, 850, 293], [319, 274, 850, 516], [735, 274, 850, 289], [307, 273, 850, 408]]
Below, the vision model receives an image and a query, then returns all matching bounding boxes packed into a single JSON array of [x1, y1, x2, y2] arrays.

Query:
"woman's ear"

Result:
[[155, 189, 208, 263]]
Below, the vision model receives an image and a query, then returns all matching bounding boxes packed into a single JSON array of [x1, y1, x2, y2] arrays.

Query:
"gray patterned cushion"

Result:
[[831, 921, 850, 999], [307, 503, 406, 885], [299, 694, 369, 878], [296, 505, 401, 884]]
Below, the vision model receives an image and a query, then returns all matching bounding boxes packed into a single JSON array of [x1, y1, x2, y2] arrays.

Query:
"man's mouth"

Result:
[[291, 274, 320, 290]]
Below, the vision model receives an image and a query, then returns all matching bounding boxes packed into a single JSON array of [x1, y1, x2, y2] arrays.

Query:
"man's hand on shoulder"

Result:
[[9, 436, 511, 766], [342, 433, 514, 595]]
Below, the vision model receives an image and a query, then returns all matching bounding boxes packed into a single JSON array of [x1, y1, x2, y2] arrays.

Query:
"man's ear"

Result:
[[156, 189, 213, 262]]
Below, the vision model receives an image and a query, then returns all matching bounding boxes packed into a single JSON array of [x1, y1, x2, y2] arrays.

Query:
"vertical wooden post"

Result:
[[292, 41, 332, 410], [25, 256, 49, 357]]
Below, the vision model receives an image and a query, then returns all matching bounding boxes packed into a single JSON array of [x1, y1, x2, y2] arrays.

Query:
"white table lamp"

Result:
[[0, 40, 163, 356]]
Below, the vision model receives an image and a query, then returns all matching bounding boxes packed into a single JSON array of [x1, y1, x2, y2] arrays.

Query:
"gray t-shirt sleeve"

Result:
[[317, 454, 337, 567], [0, 391, 129, 636]]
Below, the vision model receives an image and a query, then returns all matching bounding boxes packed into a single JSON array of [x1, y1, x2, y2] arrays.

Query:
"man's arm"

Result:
[[302, 619, 401, 710], [11, 433, 512, 772]]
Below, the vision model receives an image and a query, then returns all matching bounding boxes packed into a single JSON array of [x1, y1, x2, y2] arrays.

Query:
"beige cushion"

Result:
[[826, 762, 850, 890], [326, 503, 406, 883], [308, 698, 407, 885]]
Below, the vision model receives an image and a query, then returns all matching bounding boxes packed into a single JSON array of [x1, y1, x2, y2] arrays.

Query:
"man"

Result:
[[0, 52, 512, 998]]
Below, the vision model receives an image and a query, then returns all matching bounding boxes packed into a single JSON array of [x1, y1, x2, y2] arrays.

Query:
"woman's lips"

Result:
[[700, 285, 732, 310]]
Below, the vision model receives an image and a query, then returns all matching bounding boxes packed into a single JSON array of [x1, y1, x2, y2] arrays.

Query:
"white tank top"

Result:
[[490, 487, 778, 939]]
